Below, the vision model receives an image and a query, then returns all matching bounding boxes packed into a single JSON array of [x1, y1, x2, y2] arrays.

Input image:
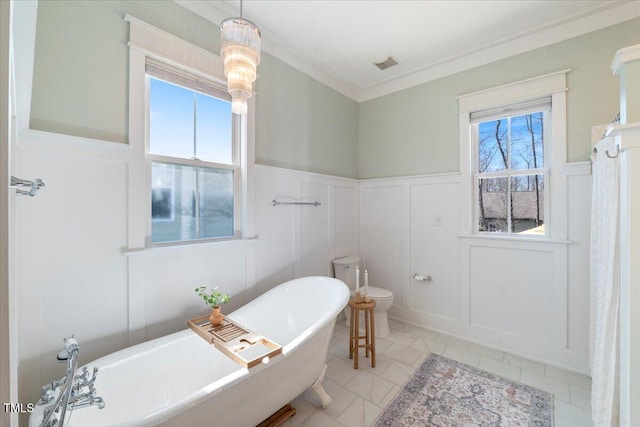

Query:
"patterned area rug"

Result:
[[374, 354, 553, 426]]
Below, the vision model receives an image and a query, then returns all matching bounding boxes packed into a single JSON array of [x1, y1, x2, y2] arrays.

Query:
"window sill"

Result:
[[458, 234, 570, 245], [122, 236, 258, 256]]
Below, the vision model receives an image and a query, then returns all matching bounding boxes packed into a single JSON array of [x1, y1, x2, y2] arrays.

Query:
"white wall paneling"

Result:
[[618, 129, 640, 427], [254, 168, 296, 293], [460, 238, 574, 369], [0, 0, 16, 423], [254, 164, 359, 294], [361, 173, 460, 319], [12, 129, 589, 414], [360, 184, 404, 305], [468, 244, 556, 340], [566, 172, 592, 355], [611, 44, 640, 424], [333, 185, 359, 260], [362, 168, 591, 373], [13, 134, 358, 411], [126, 240, 256, 342], [14, 131, 132, 411], [298, 182, 331, 277], [409, 181, 460, 326]]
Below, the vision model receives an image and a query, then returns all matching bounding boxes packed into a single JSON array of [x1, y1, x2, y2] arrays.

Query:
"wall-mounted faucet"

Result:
[[10, 175, 45, 197], [38, 336, 105, 427]]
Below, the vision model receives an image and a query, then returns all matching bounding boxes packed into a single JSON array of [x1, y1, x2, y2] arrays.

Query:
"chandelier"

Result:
[[220, 1, 261, 115]]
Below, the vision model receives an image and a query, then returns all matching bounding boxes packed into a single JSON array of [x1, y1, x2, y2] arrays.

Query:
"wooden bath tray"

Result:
[[188, 315, 282, 368]]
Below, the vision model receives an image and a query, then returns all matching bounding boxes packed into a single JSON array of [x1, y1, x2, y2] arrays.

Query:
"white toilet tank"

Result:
[[332, 256, 360, 288]]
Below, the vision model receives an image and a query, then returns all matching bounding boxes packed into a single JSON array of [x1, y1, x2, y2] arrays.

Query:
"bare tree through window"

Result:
[[477, 111, 545, 234]]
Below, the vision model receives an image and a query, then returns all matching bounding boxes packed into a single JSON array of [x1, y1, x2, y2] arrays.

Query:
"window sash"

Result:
[[474, 171, 548, 235], [145, 57, 240, 245], [150, 160, 236, 243], [148, 153, 237, 171], [473, 108, 550, 235], [476, 167, 549, 179], [146, 73, 235, 165]]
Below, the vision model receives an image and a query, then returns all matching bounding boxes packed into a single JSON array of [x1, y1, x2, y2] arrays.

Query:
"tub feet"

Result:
[[309, 364, 332, 408]]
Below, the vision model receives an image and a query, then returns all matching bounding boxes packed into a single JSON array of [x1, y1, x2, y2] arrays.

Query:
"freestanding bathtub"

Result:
[[29, 276, 350, 427]]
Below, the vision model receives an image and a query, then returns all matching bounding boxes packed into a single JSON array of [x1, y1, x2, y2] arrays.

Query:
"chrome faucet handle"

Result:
[[51, 375, 67, 389], [63, 336, 79, 353], [74, 366, 99, 389], [76, 366, 89, 383], [68, 384, 96, 403], [39, 386, 56, 404], [89, 366, 98, 381]]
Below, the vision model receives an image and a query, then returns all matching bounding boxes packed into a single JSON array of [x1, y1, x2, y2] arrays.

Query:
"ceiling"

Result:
[[178, 0, 640, 102]]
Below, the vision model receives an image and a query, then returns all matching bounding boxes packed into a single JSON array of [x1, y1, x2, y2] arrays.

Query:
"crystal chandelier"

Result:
[[220, 1, 261, 115]]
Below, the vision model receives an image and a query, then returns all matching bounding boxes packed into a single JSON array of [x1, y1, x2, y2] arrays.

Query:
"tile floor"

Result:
[[281, 318, 593, 427]]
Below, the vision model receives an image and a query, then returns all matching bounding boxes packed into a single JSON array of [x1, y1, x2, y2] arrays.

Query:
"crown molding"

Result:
[[359, 1, 640, 102], [175, 0, 361, 100], [611, 43, 640, 75], [178, 1, 640, 103]]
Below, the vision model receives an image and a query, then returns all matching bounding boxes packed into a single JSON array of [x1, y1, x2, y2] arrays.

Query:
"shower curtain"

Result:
[[590, 136, 620, 427]]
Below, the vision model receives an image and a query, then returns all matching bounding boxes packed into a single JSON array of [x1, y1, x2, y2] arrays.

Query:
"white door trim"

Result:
[[0, 0, 17, 425]]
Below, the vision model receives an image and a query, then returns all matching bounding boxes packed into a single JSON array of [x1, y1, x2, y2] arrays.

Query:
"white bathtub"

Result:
[[30, 276, 349, 427]]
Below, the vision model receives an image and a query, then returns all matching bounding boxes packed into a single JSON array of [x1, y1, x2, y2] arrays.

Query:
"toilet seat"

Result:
[[351, 285, 393, 301]]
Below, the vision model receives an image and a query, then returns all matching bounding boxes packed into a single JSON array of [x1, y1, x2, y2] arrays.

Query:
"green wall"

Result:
[[30, 0, 219, 144], [29, 0, 359, 178], [29, 2, 639, 180], [255, 55, 359, 178], [359, 18, 640, 179]]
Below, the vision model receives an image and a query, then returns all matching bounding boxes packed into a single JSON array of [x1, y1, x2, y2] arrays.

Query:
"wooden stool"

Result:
[[348, 298, 376, 369]]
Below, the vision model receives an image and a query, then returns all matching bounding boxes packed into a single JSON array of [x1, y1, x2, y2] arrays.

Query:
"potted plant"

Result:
[[195, 285, 230, 327]]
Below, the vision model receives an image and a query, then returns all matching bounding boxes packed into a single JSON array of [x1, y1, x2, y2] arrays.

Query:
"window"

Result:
[[146, 60, 237, 244], [459, 71, 568, 244], [126, 16, 255, 251], [472, 98, 550, 235]]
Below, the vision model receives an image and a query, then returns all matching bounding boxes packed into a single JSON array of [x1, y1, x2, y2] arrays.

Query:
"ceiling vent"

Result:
[[374, 56, 398, 71]]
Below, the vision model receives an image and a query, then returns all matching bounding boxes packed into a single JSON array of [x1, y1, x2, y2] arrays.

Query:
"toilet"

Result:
[[332, 256, 394, 338]]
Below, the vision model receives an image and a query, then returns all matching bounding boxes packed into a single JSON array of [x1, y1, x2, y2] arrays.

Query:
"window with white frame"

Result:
[[146, 59, 238, 244], [458, 70, 568, 241], [472, 98, 550, 235]]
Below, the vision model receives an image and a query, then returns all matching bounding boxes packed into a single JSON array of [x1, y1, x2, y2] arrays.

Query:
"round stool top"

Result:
[[348, 298, 376, 310]]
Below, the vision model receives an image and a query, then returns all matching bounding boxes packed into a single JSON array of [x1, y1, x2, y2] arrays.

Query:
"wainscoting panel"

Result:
[[409, 182, 460, 321], [255, 168, 297, 294], [254, 165, 359, 294], [13, 126, 591, 417], [468, 245, 555, 341], [361, 185, 404, 303], [128, 240, 255, 341], [333, 185, 359, 260], [14, 151, 359, 409], [15, 131, 131, 409], [364, 171, 589, 373], [457, 234, 571, 369], [566, 173, 592, 355], [298, 181, 331, 277]]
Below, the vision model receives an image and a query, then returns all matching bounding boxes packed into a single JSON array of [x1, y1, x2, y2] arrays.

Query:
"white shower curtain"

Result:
[[590, 136, 620, 427]]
